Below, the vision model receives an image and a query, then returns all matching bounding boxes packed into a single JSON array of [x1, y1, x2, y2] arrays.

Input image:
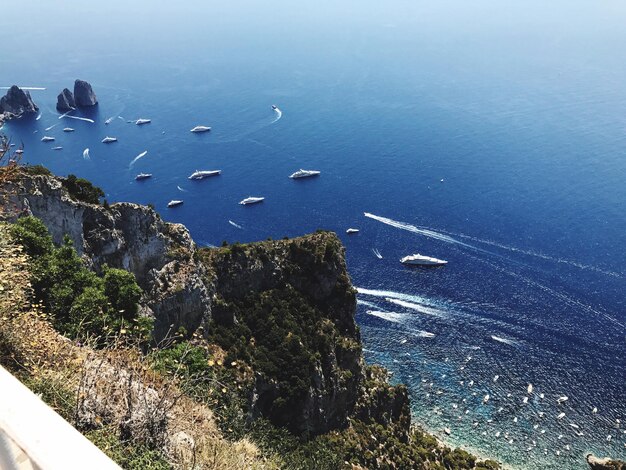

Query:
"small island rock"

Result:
[[56, 88, 76, 111], [73, 79, 98, 107], [0, 85, 39, 116]]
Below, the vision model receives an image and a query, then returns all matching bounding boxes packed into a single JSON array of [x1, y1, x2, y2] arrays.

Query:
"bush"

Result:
[[10, 216, 150, 343], [62, 174, 105, 204]]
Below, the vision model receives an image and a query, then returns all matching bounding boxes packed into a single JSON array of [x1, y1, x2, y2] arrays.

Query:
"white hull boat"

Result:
[[400, 254, 448, 266]]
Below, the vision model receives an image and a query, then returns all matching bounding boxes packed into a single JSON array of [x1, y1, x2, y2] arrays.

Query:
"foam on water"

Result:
[[228, 220, 243, 229], [129, 150, 148, 167], [366, 309, 406, 324]]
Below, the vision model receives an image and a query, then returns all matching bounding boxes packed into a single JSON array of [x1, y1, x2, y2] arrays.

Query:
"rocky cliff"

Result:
[[0, 171, 373, 436], [56, 88, 76, 111], [587, 454, 626, 470], [73, 79, 98, 106], [0, 85, 39, 122], [1, 173, 211, 340]]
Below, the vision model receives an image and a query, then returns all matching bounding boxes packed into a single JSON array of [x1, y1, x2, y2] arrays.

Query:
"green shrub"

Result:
[[10, 216, 150, 343], [62, 174, 105, 204]]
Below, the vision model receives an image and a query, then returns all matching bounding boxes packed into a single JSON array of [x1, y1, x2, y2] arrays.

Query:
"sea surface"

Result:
[[2, 1, 625, 468]]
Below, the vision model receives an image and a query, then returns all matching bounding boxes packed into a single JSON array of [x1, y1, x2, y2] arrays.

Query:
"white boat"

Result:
[[239, 196, 264, 205], [289, 169, 320, 179], [101, 136, 117, 143], [135, 118, 151, 125], [346, 228, 359, 234], [557, 412, 565, 419], [41, 136, 55, 142], [528, 384, 533, 394], [272, 104, 278, 110], [188, 170, 221, 180], [105, 117, 115, 125], [557, 396, 569, 404], [443, 427, 451, 435], [190, 125, 211, 133], [63, 127, 74, 132], [400, 253, 448, 266], [167, 200, 184, 207], [135, 173, 152, 180], [483, 394, 490, 404]]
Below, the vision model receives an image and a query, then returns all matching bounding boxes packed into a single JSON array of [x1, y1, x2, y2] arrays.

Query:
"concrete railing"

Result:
[[0, 366, 120, 469]]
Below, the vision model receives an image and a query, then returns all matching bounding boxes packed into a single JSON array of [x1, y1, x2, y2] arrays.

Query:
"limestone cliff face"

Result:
[[0, 85, 39, 121], [1, 171, 408, 437], [1, 174, 211, 339], [587, 454, 626, 470]]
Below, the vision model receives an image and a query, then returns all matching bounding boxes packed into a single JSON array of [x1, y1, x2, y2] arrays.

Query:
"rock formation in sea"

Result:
[[56, 88, 76, 111], [587, 454, 626, 470], [73, 79, 98, 106], [0, 85, 39, 121]]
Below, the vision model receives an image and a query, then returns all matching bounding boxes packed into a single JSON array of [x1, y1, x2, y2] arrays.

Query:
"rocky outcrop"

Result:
[[587, 454, 626, 470], [73, 79, 97, 107], [0, 171, 403, 438], [56, 88, 76, 111], [1, 173, 211, 340], [0, 85, 38, 120]]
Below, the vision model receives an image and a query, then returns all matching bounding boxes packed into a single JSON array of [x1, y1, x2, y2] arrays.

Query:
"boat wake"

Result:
[[385, 297, 447, 317], [490, 335, 519, 346], [357, 287, 442, 310], [62, 114, 95, 124], [228, 220, 243, 229], [82, 148, 90, 160], [271, 107, 283, 123], [372, 248, 383, 259], [44, 124, 58, 131], [177, 185, 187, 192], [366, 310, 406, 324], [129, 150, 148, 167], [35, 113, 42, 121], [357, 299, 380, 309], [364, 213, 479, 251]]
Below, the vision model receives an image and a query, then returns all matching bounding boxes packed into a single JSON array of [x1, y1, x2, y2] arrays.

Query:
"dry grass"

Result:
[[0, 223, 278, 469]]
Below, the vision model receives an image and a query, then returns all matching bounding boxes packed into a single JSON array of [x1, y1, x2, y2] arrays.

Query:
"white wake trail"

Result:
[[177, 185, 187, 193], [228, 220, 243, 229], [129, 150, 148, 167], [372, 248, 383, 259], [62, 114, 95, 124], [366, 310, 406, 324], [357, 287, 441, 309], [385, 298, 447, 317], [490, 335, 519, 346], [271, 107, 283, 123], [82, 148, 90, 160], [44, 124, 58, 131], [363, 212, 477, 250]]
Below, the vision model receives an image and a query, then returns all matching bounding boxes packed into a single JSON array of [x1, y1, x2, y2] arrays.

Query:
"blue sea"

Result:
[[2, 1, 625, 468]]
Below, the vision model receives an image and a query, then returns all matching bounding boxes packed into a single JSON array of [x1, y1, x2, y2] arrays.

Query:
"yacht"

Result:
[[188, 170, 221, 180], [289, 169, 320, 179], [101, 136, 118, 143], [15, 149, 23, 155], [239, 196, 264, 205], [63, 127, 74, 132], [400, 253, 448, 266], [190, 125, 211, 133], [135, 173, 152, 181], [135, 118, 151, 125], [346, 228, 359, 234], [167, 200, 184, 207], [41, 136, 55, 142], [105, 117, 114, 125], [271, 105, 278, 110]]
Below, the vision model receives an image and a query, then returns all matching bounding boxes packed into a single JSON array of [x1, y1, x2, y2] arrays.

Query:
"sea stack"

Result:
[[73, 79, 98, 107], [0, 85, 39, 117], [56, 88, 76, 111]]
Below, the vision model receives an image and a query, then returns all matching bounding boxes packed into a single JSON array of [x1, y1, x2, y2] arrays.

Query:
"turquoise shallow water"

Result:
[[2, 1, 625, 468]]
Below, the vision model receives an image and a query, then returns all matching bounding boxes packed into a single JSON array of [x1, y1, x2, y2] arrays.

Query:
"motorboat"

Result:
[[289, 169, 320, 179], [190, 125, 211, 133], [105, 117, 114, 125], [135, 118, 151, 125], [101, 136, 118, 143], [346, 228, 359, 234], [167, 200, 184, 207], [41, 136, 55, 142], [272, 105, 278, 110], [63, 127, 74, 132], [188, 170, 221, 180], [135, 173, 152, 180], [400, 253, 448, 266], [239, 196, 264, 205]]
